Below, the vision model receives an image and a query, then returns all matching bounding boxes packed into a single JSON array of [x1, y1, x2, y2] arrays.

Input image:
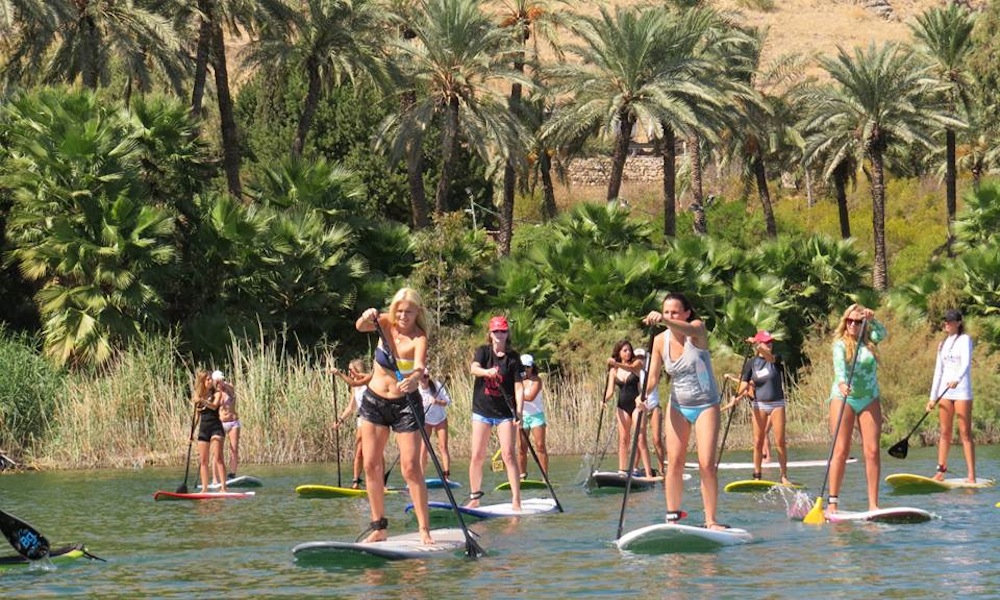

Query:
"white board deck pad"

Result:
[[617, 522, 752, 553], [825, 506, 933, 524], [292, 528, 469, 563]]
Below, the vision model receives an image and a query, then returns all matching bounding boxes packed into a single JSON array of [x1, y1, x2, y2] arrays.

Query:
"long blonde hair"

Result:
[[191, 370, 211, 406], [834, 304, 878, 364], [389, 287, 429, 335]]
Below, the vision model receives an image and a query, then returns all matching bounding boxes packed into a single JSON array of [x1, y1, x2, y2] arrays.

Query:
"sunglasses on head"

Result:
[[845, 318, 863, 325]]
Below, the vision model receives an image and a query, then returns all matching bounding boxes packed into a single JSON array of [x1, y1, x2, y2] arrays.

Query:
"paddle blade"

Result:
[[465, 537, 486, 559], [0, 510, 50, 560], [887, 439, 908, 459], [802, 497, 826, 525], [176, 483, 189, 494]]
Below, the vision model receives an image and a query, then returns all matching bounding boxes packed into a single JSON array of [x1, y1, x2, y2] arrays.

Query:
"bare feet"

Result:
[[420, 528, 434, 545], [465, 491, 484, 509], [704, 522, 729, 531], [932, 471, 945, 482], [364, 529, 388, 543], [781, 476, 793, 486]]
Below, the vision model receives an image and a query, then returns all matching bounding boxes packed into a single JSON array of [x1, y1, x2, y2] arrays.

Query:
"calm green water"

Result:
[[2, 445, 999, 598]]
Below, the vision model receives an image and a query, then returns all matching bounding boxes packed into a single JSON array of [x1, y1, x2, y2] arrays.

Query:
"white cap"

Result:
[[211, 370, 225, 382], [634, 348, 647, 357], [520, 354, 534, 367]]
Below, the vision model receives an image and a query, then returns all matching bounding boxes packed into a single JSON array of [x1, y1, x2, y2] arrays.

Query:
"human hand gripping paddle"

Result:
[[615, 326, 657, 540], [0, 509, 50, 560], [803, 319, 867, 525], [176, 401, 200, 494], [888, 382, 957, 460], [370, 318, 485, 558]]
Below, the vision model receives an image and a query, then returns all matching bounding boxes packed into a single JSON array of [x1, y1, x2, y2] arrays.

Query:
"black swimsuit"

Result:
[[615, 372, 640, 412]]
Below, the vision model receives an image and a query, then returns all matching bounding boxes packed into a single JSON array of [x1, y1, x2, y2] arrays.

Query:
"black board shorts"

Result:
[[359, 388, 424, 433], [198, 409, 225, 442]]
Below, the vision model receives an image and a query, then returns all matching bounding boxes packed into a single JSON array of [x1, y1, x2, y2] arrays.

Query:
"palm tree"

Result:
[[244, 0, 391, 158], [801, 111, 862, 240], [380, 0, 527, 216], [910, 4, 976, 253], [802, 43, 960, 290], [2, 0, 186, 95], [545, 5, 725, 211]]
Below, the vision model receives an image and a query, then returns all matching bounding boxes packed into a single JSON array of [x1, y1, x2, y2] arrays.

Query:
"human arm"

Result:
[[523, 377, 542, 403], [643, 311, 709, 349], [952, 334, 973, 389], [470, 345, 499, 380], [832, 340, 850, 398], [644, 333, 664, 396]]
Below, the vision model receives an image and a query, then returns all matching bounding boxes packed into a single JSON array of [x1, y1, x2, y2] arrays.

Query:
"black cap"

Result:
[[943, 309, 962, 322]]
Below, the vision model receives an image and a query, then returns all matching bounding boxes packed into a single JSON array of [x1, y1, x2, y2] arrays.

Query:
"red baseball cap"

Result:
[[488, 315, 509, 332], [751, 330, 774, 343]]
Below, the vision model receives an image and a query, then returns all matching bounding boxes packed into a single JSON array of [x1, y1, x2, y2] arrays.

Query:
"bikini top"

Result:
[[375, 346, 415, 375]]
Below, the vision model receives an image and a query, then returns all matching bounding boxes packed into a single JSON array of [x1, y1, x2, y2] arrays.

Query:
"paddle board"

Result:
[[588, 470, 690, 490], [198, 475, 264, 491], [293, 528, 469, 562], [495, 479, 549, 491], [617, 523, 752, 553], [825, 507, 933, 524], [403, 478, 461, 491], [153, 490, 256, 501], [885, 473, 994, 494], [0, 543, 98, 569], [407, 497, 559, 520], [699, 457, 858, 470], [724, 480, 804, 493], [295, 484, 400, 499]]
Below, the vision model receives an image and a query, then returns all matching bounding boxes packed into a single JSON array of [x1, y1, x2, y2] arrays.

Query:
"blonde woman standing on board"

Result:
[[929, 309, 976, 483]]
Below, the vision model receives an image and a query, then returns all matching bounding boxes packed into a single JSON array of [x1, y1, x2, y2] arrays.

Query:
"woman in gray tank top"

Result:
[[643, 292, 727, 530]]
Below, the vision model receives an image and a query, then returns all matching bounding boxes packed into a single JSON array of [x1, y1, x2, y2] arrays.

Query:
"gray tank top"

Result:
[[663, 330, 720, 407]]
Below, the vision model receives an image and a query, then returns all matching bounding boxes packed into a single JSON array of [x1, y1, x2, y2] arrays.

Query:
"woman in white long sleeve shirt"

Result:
[[928, 309, 976, 483]]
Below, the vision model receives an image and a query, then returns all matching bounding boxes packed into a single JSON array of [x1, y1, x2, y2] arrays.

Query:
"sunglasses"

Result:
[[845, 318, 863, 326]]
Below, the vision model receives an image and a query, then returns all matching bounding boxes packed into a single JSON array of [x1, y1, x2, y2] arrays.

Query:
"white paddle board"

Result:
[[885, 473, 994, 494], [408, 497, 559, 519], [292, 528, 469, 561], [153, 490, 255, 501], [699, 457, 858, 470], [825, 507, 933, 524], [198, 475, 263, 490], [617, 522, 752, 553]]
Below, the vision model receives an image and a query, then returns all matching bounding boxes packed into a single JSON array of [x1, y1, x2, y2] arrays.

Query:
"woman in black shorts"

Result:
[[195, 370, 227, 492]]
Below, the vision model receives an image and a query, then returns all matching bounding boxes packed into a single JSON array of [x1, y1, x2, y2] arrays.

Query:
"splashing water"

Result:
[[766, 486, 813, 520]]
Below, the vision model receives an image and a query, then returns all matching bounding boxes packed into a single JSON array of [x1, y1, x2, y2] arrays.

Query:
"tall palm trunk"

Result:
[[689, 132, 707, 235], [539, 149, 557, 221], [869, 148, 888, 291], [833, 164, 851, 239], [607, 108, 634, 202], [499, 51, 525, 256], [293, 58, 323, 157], [945, 128, 956, 256], [434, 97, 460, 214], [82, 16, 100, 89], [753, 155, 777, 238], [658, 124, 677, 237], [210, 19, 243, 199], [403, 90, 430, 228], [191, 16, 212, 120]]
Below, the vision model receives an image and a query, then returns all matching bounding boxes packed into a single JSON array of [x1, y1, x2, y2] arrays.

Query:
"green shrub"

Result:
[[0, 331, 65, 458]]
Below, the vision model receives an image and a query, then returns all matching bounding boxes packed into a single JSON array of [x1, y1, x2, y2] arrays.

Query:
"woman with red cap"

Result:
[[467, 315, 524, 510], [730, 330, 791, 485]]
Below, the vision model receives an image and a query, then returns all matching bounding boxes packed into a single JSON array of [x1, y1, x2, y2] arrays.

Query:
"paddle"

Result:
[[371, 318, 484, 558], [716, 349, 754, 469], [383, 452, 400, 486], [615, 327, 656, 540], [498, 386, 564, 513], [0, 509, 50, 560], [333, 372, 343, 488], [888, 384, 954, 460], [803, 319, 867, 525], [589, 369, 614, 475], [176, 401, 200, 494]]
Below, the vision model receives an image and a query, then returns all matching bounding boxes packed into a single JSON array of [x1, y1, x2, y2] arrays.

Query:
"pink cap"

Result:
[[488, 315, 509, 332], [751, 330, 774, 344]]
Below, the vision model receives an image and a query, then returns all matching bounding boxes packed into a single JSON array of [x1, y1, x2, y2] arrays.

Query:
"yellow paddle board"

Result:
[[885, 473, 994, 494], [295, 484, 399, 498], [724, 480, 803, 493]]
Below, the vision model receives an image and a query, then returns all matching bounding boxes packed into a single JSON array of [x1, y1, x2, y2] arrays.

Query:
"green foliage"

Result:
[[0, 329, 64, 457], [735, 0, 775, 11]]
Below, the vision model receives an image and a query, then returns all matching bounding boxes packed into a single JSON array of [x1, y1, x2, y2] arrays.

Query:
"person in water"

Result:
[[419, 370, 452, 480], [929, 308, 976, 483], [635, 347, 665, 475], [467, 316, 524, 511], [334, 358, 373, 489], [213, 370, 240, 481], [518, 353, 549, 479], [827, 304, 886, 513], [604, 340, 653, 477], [195, 370, 227, 493], [643, 292, 725, 530], [355, 288, 433, 544]]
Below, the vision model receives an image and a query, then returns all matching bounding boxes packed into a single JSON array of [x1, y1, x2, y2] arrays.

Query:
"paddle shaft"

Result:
[[498, 387, 564, 513], [176, 401, 200, 494], [716, 351, 753, 468], [593, 371, 614, 472], [333, 373, 342, 488], [371, 318, 484, 557], [615, 327, 657, 540], [0, 509, 50, 560], [815, 319, 868, 503]]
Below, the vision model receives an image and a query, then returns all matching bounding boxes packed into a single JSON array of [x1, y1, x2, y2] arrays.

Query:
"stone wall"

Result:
[[565, 156, 664, 186]]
